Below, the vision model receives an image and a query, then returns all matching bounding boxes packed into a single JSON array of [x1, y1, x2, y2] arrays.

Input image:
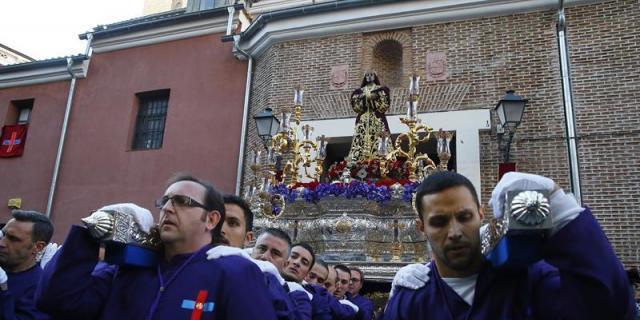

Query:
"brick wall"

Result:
[[565, 0, 640, 265], [244, 0, 640, 266]]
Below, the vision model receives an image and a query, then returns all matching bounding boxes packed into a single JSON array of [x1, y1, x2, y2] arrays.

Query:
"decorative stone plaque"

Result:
[[426, 51, 448, 81], [330, 64, 349, 90]]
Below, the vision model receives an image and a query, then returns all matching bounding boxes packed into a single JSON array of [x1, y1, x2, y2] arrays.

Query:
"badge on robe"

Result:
[[181, 290, 214, 320]]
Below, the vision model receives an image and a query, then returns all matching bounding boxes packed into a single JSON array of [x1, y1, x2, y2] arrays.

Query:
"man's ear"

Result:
[[207, 210, 221, 231], [416, 217, 424, 233], [244, 231, 254, 246], [33, 241, 46, 254], [478, 205, 485, 221]]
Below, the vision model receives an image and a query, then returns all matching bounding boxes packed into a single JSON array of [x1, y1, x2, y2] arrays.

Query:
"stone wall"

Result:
[[244, 0, 640, 266]]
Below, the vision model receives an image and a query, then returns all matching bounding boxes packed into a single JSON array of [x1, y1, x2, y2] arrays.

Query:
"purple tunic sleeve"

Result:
[[1, 265, 50, 320], [304, 284, 332, 320], [350, 295, 375, 320], [538, 209, 636, 319], [287, 290, 311, 320], [264, 273, 297, 319], [215, 256, 278, 320], [35, 225, 114, 319], [327, 295, 356, 320]]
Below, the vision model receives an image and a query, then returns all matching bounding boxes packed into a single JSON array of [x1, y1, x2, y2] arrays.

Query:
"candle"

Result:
[[377, 135, 389, 156], [317, 135, 327, 160], [279, 112, 292, 132], [251, 149, 262, 166], [302, 124, 314, 140], [409, 74, 420, 96], [294, 87, 304, 106], [406, 100, 417, 120]]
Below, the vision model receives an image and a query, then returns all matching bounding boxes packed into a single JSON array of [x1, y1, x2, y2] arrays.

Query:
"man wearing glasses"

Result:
[[347, 267, 374, 320], [36, 173, 276, 319]]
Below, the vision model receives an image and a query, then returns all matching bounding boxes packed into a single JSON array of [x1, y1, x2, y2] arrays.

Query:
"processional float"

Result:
[[245, 75, 454, 281]]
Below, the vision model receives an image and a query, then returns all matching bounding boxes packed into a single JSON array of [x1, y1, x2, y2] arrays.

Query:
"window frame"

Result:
[[131, 89, 170, 151]]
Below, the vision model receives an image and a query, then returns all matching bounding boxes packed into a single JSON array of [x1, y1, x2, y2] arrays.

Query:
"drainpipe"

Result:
[[226, 4, 236, 35], [46, 33, 93, 218], [556, 0, 582, 203], [233, 35, 253, 195]]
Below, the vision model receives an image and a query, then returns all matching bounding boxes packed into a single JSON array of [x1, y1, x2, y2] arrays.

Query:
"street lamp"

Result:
[[253, 107, 280, 148], [495, 90, 528, 163]]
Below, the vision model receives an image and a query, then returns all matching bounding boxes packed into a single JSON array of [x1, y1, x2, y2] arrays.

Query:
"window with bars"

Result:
[[132, 90, 170, 150]]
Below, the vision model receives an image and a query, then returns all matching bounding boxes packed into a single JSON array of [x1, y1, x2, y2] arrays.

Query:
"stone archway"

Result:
[[373, 40, 404, 88], [362, 30, 413, 89]]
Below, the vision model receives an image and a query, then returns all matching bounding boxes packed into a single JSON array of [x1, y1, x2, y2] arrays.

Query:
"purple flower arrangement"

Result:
[[269, 180, 419, 206]]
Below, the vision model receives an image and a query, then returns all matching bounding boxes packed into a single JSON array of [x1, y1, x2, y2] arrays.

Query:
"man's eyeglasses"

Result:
[[155, 194, 209, 210]]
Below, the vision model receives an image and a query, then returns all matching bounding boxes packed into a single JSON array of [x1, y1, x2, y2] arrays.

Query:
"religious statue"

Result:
[[346, 72, 391, 163]]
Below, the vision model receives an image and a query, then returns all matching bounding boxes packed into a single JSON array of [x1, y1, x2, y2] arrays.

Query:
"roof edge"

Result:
[[0, 55, 87, 75], [80, 4, 243, 40]]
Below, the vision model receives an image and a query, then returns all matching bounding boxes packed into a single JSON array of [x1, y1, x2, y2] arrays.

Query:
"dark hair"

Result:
[[263, 227, 292, 254], [349, 266, 364, 283], [292, 242, 315, 269], [415, 171, 480, 221], [167, 173, 226, 244], [223, 194, 253, 232], [334, 264, 351, 276], [11, 210, 53, 243], [315, 258, 328, 270]]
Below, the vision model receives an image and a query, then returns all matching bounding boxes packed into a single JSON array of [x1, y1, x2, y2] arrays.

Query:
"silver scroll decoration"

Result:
[[81, 210, 162, 250], [481, 189, 551, 256]]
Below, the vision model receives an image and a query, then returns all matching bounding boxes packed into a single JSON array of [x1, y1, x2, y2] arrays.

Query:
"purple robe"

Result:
[[286, 287, 312, 320], [303, 283, 332, 320], [348, 294, 374, 320], [1, 264, 50, 319], [327, 295, 357, 320], [265, 273, 299, 319], [302, 283, 356, 320], [36, 225, 277, 320], [383, 209, 636, 319]]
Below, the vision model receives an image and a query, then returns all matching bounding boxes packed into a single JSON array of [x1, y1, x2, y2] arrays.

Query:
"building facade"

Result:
[[0, 6, 248, 241], [235, 0, 639, 266], [0, 0, 637, 268]]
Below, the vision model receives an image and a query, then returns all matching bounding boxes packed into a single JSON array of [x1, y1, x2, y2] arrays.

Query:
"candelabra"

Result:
[[270, 87, 328, 185], [245, 147, 286, 219], [378, 74, 445, 181], [248, 86, 328, 218]]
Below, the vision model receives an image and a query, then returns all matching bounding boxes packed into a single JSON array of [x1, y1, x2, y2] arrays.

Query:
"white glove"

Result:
[[0, 266, 6, 284], [253, 259, 285, 286], [339, 299, 359, 313], [98, 203, 154, 233], [390, 263, 430, 297], [40, 243, 60, 268], [490, 172, 556, 219], [547, 189, 583, 234], [287, 281, 313, 300], [206, 245, 251, 260], [489, 172, 582, 234], [206, 246, 286, 285]]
